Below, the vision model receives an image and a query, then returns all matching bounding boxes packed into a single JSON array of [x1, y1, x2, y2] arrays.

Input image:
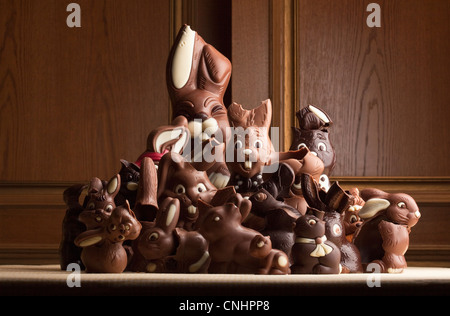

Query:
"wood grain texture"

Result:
[[0, 0, 171, 182], [297, 0, 450, 177]]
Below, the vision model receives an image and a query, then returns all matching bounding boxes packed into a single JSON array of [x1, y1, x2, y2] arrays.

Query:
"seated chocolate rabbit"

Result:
[[74, 202, 142, 273], [195, 187, 290, 274], [353, 188, 421, 273], [128, 197, 210, 273], [291, 209, 341, 274], [301, 173, 363, 273]]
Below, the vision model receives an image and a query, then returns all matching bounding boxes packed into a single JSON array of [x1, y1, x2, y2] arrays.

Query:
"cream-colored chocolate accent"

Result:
[[166, 203, 178, 227], [171, 25, 196, 89], [189, 251, 210, 273], [79, 236, 103, 247], [308, 105, 330, 124], [359, 198, 391, 219]]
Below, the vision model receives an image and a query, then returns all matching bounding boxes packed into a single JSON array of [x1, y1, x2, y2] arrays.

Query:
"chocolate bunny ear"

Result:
[[296, 105, 332, 131], [324, 182, 353, 214], [155, 197, 180, 233], [301, 173, 326, 211]]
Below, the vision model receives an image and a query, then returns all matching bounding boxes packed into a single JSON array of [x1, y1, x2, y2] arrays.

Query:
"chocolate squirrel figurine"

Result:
[[291, 209, 341, 274], [157, 152, 217, 230], [353, 188, 421, 273], [301, 173, 363, 273], [128, 197, 210, 273], [167, 25, 232, 188], [194, 187, 290, 274], [290, 105, 335, 191], [74, 202, 142, 273]]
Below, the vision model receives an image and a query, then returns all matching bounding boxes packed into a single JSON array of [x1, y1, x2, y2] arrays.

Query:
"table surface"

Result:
[[1, 265, 450, 296]]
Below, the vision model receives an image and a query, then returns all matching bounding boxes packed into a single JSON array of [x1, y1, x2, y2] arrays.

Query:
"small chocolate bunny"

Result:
[[115, 159, 140, 209], [353, 188, 421, 273], [128, 197, 210, 273], [301, 173, 363, 273], [290, 105, 335, 191], [74, 202, 142, 273], [157, 152, 217, 230], [291, 209, 341, 274], [195, 187, 290, 274]]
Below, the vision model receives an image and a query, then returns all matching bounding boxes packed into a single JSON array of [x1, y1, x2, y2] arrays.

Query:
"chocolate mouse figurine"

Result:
[[290, 105, 335, 191], [291, 209, 341, 274], [74, 202, 142, 273], [353, 188, 421, 273], [157, 152, 217, 230], [128, 197, 210, 273], [195, 187, 290, 274], [301, 173, 363, 273], [167, 25, 232, 188]]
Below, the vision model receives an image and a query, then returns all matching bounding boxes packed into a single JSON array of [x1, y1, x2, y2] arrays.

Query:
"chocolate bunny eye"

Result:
[[196, 183, 207, 193], [174, 184, 186, 194], [87, 202, 95, 210], [317, 142, 327, 151], [254, 139, 263, 149], [397, 202, 406, 208], [148, 232, 159, 241], [308, 219, 317, 225], [297, 143, 307, 150], [105, 204, 114, 213], [235, 140, 243, 149]]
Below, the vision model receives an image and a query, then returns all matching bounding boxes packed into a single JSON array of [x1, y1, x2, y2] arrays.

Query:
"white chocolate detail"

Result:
[[308, 104, 330, 124], [187, 205, 197, 215], [277, 255, 288, 267], [166, 203, 178, 227], [171, 25, 196, 89], [189, 251, 210, 273], [78, 236, 103, 247]]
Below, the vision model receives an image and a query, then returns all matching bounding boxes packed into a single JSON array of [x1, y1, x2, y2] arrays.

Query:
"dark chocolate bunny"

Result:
[[291, 208, 341, 274], [301, 173, 363, 273], [290, 105, 335, 191]]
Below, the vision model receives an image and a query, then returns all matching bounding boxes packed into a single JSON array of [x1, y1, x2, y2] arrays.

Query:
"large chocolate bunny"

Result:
[[301, 173, 363, 273], [74, 202, 142, 273], [157, 152, 217, 230], [353, 188, 421, 273], [291, 209, 341, 274], [290, 105, 335, 191], [167, 25, 232, 188], [128, 197, 210, 273], [195, 187, 290, 274]]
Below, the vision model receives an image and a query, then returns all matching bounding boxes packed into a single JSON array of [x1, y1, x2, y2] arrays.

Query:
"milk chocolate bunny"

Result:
[[167, 25, 232, 188], [115, 159, 140, 209], [157, 152, 217, 230], [291, 209, 341, 274], [353, 188, 421, 273], [291, 105, 335, 191], [129, 197, 210, 273], [74, 202, 142, 273], [195, 187, 290, 274], [301, 173, 363, 273]]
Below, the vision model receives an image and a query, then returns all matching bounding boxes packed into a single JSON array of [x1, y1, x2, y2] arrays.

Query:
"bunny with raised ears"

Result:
[[74, 202, 142, 273], [78, 174, 121, 230], [194, 187, 290, 274], [353, 188, 420, 273], [291, 208, 341, 274], [167, 25, 232, 189], [290, 105, 336, 191], [301, 173, 363, 273], [128, 197, 210, 273], [157, 152, 217, 231]]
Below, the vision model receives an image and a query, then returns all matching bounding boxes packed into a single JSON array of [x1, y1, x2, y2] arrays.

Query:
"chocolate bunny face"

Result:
[[226, 99, 274, 179], [293, 210, 326, 240], [358, 188, 421, 228], [79, 174, 121, 229], [290, 105, 336, 188], [157, 152, 217, 230], [167, 25, 231, 164]]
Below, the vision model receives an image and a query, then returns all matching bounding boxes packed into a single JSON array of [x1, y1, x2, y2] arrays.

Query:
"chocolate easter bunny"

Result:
[[291, 209, 341, 274], [157, 152, 217, 230], [74, 202, 142, 273], [195, 187, 290, 274], [353, 188, 421, 273], [167, 25, 232, 188], [226, 99, 297, 199], [290, 105, 336, 191], [301, 173, 363, 273], [115, 159, 140, 209], [128, 197, 210, 273], [248, 189, 301, 259]]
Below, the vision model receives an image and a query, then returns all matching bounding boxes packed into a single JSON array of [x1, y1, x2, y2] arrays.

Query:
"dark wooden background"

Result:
[[0, 0, 449, 265]]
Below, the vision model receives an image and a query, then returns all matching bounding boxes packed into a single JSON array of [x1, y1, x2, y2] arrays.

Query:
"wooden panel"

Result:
[[231, 0, 270, 109], [0, 0, 171, 183], [297, 0, 450, 177]]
